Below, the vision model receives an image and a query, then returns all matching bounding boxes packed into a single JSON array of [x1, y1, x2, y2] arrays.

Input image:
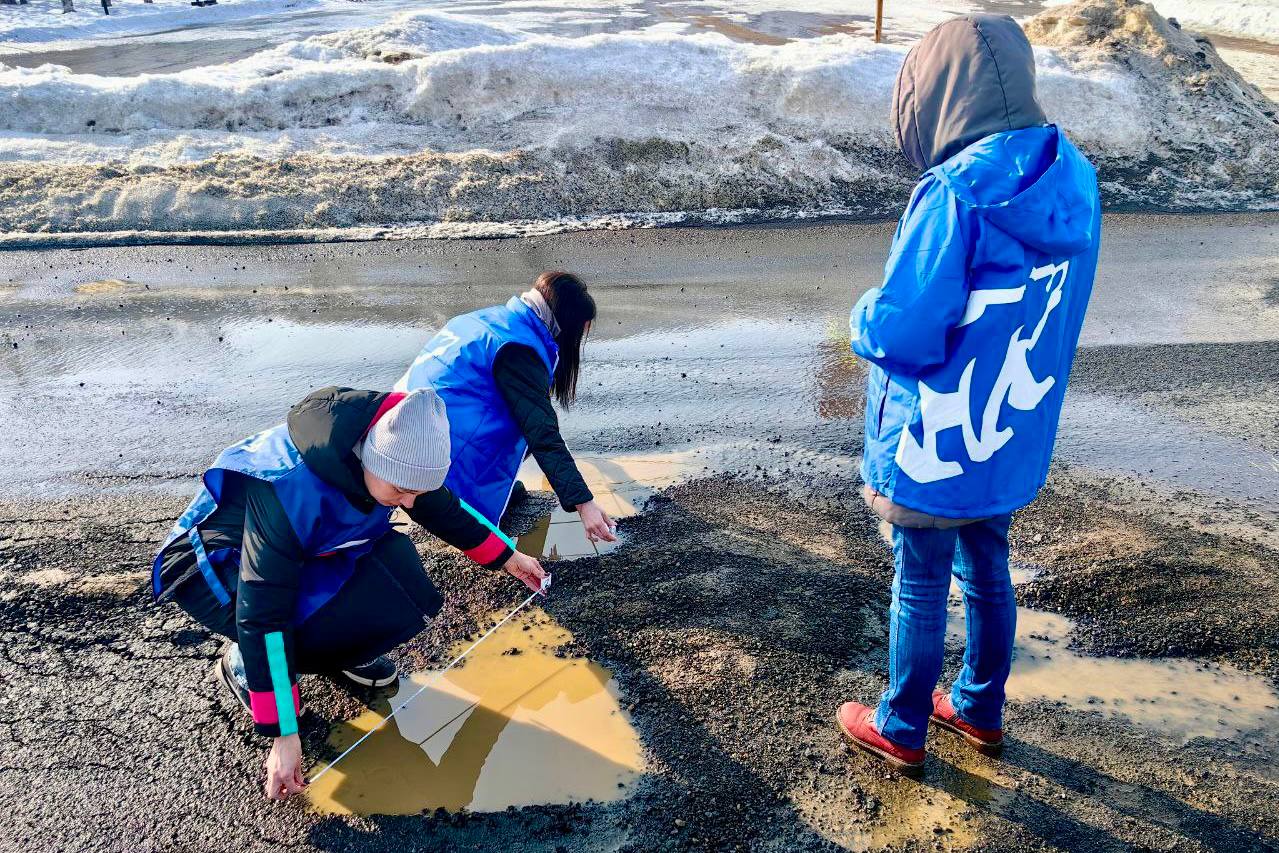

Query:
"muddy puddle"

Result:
[[308, 454, 695, 815], [796, 781, 981, 852], [72, 278, 142, 295], [949, 591, 1279, 744], [307, 609, 644, 816], [524, 452, 1279, 747], [514, 452, 706, 560]]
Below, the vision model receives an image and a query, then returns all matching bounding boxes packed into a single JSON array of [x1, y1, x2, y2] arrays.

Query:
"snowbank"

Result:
[[0, 1, 1274, 239]]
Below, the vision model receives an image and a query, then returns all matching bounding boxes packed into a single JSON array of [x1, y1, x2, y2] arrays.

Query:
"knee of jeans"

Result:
[[894, 570, 952, 603], [967, 576, 1015, 605], [890, 595, 949, 628]]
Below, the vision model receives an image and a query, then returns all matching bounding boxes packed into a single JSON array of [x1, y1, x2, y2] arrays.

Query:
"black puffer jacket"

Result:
[[493, 345, 593, 510], [160, 387, 512, 737]]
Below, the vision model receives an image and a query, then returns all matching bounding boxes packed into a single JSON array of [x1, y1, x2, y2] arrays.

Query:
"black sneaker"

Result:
[[214, 643, 252, 716], [340, 656, 398, 688]]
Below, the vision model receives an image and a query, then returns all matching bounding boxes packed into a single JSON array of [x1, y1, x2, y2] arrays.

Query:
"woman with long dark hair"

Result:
[[396, 271, 617, 543]]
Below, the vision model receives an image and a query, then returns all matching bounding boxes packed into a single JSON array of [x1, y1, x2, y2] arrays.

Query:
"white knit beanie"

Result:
[[360, 389, 451, 492]]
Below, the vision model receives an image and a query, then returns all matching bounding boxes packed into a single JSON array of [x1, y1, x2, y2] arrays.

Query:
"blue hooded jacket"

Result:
[[853, 123, 1100, 517], [852, 14, 1100, 519]]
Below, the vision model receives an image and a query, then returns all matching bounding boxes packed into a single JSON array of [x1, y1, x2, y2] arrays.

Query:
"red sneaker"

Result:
[[930, 690, 1004, 756], [836, 701, 925, 776]]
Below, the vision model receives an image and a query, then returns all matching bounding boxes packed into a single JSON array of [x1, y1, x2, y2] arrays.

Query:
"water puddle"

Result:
[[814, 332, 865, 421], [308, 452, 710, 816], [515, 452, 707, 560], [307, 609, 644, 816], [1056, 393, 1279, 512], [796, 778, 980, 852], [685, 15, 791, 45], [949, 599, 1279, 743], [73, 278, 142, 295]]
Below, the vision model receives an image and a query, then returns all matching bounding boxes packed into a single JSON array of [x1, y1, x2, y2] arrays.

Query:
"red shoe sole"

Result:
[[929, 713, 1003, 757], [836, 710, 924, 777]]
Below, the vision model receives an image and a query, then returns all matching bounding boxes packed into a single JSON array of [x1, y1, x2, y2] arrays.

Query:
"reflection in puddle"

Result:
[[813, 330, 865, 421], [516, 452, 706, 560], [518, 513, 603, 561], [950, 602, 1279, 743], [307, 610, 644, 816], [74, 278, 141, 295]]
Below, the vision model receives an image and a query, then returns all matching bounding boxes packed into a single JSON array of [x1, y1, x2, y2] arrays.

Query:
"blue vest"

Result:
[[151, 423, 394, 623], [396, 297, 559, 523]]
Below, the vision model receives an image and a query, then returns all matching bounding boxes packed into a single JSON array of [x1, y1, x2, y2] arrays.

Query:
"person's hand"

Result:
[[264, 733, 306, 802], [577, 500, 618, 543], [504, 550, 547, 593]]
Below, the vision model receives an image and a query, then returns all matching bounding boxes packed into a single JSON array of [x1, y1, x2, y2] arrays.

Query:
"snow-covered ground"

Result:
[[0, 0, 330, 44], [0, 0, 1275, 240], [5, 0, 1278, 45], [0, 0, 955, 45]]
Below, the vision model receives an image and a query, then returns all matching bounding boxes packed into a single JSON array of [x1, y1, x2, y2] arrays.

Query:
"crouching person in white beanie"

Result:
[[151, 386, 547, 801]]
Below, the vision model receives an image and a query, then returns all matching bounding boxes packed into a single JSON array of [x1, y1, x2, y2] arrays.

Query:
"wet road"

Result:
[[1, 212, 1277, 510], [3, 214, 1279, 853]]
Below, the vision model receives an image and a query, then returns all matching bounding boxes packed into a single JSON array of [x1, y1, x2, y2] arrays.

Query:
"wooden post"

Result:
[[875, 0, 883, 43]]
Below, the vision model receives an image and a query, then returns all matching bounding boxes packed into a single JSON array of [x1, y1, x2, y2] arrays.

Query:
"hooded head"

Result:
[[892, 14, 1047, 172], [359, 388, 451, 501]]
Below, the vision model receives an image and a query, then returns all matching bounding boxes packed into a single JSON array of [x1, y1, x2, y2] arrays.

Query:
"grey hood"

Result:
[[892, 14, 1047, 172]]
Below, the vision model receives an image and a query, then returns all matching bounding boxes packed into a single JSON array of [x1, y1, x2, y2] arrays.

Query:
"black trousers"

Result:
[[171, 531, 442, 673]]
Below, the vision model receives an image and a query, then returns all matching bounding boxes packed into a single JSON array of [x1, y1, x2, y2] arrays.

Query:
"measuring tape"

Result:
[[307, 497, 616, 784], [308, 571, 550, 784]]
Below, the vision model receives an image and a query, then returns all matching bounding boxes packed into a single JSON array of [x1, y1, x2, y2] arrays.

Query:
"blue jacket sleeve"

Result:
[[850, 176, 970, 376]]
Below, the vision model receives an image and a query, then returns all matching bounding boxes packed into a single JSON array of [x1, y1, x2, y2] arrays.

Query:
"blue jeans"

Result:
[[874, 515, 1016, 750]]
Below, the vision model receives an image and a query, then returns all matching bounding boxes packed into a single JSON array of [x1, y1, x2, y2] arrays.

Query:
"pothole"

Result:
[[950, 600, 1279, 743], [307, 609, 645, 816]]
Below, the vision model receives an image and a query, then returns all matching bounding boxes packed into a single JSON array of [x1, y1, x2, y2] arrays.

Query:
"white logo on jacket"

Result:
[[896, 260, 1070, 484]]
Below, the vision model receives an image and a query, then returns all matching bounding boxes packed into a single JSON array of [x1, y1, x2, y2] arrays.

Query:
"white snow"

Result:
[[0, 2, 1273, 239], [0, 12, 1146, 155], [1151, 0, 1279, 42]]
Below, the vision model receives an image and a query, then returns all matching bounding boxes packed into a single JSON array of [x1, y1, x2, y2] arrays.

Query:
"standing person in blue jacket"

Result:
[[153, 386, 547, 801], [397, 271, 618, 545], [835, 14, 1101, 774]]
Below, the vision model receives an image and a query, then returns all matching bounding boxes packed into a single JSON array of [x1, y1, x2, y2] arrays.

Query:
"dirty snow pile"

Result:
[[1083, 0, 1279, 42], [1026, 0, 1278, 208], [0, 0, 1275, 239]]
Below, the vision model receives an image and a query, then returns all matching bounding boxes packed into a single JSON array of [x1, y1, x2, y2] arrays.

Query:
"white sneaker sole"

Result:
[[212, 655, 252, 716], [213, 653, 308, 718], [340, 668, 398, 688]]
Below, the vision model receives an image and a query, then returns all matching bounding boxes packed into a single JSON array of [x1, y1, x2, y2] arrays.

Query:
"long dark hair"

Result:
[[534, 271, 595, 407]]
